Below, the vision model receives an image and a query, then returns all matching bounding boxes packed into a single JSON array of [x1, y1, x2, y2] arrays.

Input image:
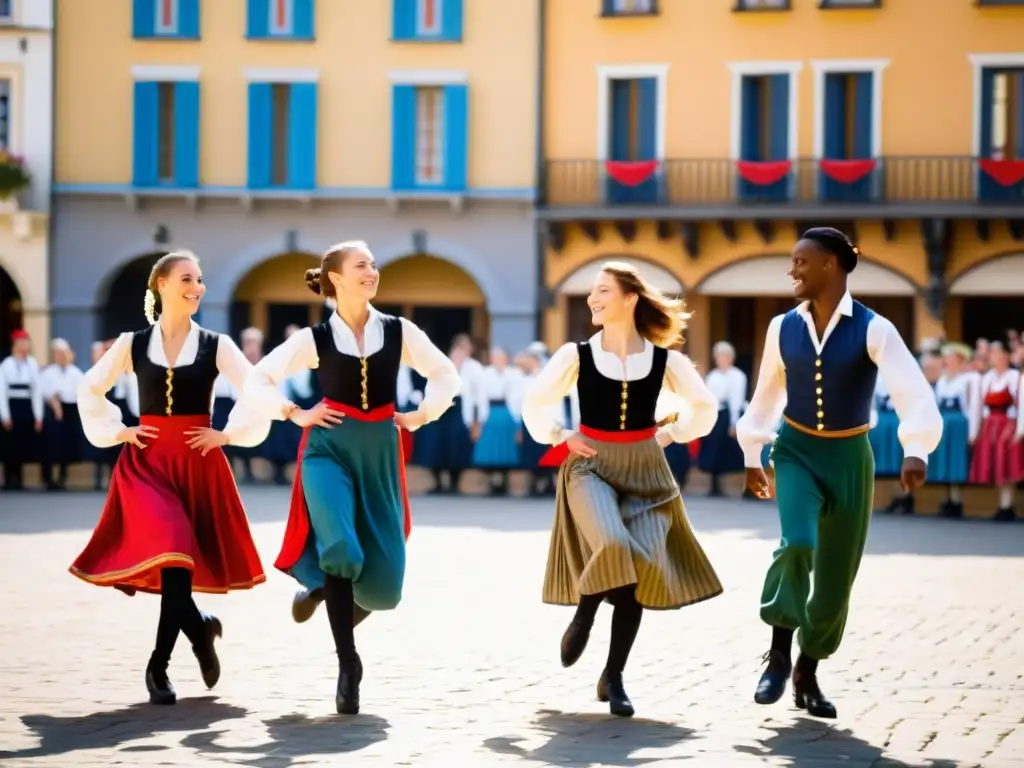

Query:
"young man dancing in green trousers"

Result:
[[737, 227, 943, 719]]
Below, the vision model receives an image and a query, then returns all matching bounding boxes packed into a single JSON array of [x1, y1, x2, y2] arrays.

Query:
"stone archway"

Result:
[[0, 264, 22, 358], [948, 252, 1024, 344], [231, 252, 322, 348], [377, 254, 489, 355]]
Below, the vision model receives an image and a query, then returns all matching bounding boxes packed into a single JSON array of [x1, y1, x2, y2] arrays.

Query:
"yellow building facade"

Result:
[[51, 0, 538, 359], [0, 1, 53, 357], [539, 0, 1024, 374]]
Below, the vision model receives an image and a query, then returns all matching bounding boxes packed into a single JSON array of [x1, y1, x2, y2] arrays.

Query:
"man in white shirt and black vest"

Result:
[[737, 227, 943, 719]]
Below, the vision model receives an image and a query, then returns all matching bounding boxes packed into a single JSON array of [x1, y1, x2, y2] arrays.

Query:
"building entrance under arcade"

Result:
[[230, 252, 323, 349], [947, 254, 1024, 347]]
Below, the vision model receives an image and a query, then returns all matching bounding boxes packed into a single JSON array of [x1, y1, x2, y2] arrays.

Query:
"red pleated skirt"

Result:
[[968, 411, 1020, 487], [69, 414, 267, 595]]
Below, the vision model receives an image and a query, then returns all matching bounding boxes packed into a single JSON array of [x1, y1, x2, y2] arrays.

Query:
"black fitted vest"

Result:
[[576, 341, 668, 431], [311, 315, 403, 410], [131, 325, 220, 416]]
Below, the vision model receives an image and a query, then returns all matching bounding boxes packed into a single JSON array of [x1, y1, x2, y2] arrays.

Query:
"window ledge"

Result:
[[599, 11, 660, 18], [732, 2, 792, 11], [818, 0, 881, 8]]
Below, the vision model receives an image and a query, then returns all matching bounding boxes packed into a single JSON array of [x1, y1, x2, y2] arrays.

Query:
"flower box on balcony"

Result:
[[0, 150, 30, 207]]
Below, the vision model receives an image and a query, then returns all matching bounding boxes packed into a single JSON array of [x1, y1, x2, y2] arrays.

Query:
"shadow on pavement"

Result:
[[0, 697, 247, 761], [735, 717, 962, 767], [481, 708, 694, 766], [179, 713, 389, 767]]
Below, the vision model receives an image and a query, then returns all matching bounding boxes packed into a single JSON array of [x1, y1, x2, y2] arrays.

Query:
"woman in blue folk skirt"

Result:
[[241, 241, 460, 715], [869, 381, 903, 478], [932, 343, 974, 518], [472, 348, 522, 495]]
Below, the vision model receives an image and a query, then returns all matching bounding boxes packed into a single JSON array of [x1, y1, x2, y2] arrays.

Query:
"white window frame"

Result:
[[131, 65, 201, 82], [968, 53, 1024, 159], [810, 58, 888, 159], [725, 60, 803, 161], [154, 0, 179, 35], [269, 0, 294, 36], [416, 0, 442, 36], [595, 64, 669, 162], [242, 67, 319, 83], [414, 87, 445, 185]]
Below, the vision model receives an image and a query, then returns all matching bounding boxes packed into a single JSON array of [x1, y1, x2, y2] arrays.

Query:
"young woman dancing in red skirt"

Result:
[[70, 251, 270, 705]]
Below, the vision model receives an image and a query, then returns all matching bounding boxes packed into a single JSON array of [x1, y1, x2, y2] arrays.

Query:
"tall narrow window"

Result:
[[415, 87, 445, 185], [0, 1, 11, 20], [989, 71, 1022, 161], [0, 80, 10, 149], [271, 83, 291, 186], [416, 0, 442, 36], [155, 0, 179, 35], [157, 83, 176, 183]]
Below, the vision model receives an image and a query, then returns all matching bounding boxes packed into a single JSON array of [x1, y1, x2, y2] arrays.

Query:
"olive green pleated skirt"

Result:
[[542, 437, 723, 610]]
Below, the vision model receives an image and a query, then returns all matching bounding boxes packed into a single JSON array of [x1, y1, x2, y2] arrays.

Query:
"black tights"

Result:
[[324, 574, 358, 662], [151, 568, 206, 670], [573, 585, 644, 675]]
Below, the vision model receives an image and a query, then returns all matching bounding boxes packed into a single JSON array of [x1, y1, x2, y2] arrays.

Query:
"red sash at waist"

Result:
[[538, 424, 658, 468], [275, 397, 412, 574], [138, 414, 212, 447]]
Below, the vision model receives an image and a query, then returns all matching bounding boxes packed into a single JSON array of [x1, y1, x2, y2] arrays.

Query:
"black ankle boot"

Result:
[[754, 649, 792, 705], [560, 616, 594, 668], [145, 661, 176, 705], [192, 614, 223, 689], [336, 654, 363, 715], [792, 655, 837, 719], [597, 669, 634, 717]]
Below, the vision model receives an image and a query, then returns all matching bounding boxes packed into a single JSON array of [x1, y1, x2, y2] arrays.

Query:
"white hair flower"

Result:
[[144, 289, 157, 325]]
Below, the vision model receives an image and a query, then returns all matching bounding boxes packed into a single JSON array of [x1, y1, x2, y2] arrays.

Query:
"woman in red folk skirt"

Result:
[[967, 342, 1021, 521], [70, 250, 270, 705]]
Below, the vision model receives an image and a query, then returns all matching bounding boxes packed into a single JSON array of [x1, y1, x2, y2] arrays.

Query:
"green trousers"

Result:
[[760, 421, 875, 660]]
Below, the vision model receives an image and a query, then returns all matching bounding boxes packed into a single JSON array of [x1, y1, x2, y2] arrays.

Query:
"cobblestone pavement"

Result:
[[0, 489, 1021, 767]]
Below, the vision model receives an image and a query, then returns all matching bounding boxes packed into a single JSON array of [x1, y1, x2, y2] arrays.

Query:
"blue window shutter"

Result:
[[391, 85, 417, 189], [443, 84, 468, 191], [823, 74, 846, 159], [601, 0, 614, 14], [393, 0, 416, 40], [132, 82, 159, 186], [247, 0, 269, 38], [287, 83, 317, 189], [1014, 73, 1024, 159], [173, 81, 200, 187], [294, 0, 314, 38], [739, 77, 761, 161], [609, 80, 631, 161], [247, 83, 273, 188], [979, 69, 995, 158], [441, 0, 462, 41], [179, 0, 200, 38], [635, 77, 657, 161], [132, 0, 155, 38], [852, 72, 873, 159], [767, 74, 789, 161]]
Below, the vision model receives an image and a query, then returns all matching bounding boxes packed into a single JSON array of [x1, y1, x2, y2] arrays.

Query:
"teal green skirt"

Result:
[[289, 418, 408, 612]]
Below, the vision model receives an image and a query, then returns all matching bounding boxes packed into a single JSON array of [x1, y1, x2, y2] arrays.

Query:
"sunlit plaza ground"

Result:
[[0, 489, 1021, 767]]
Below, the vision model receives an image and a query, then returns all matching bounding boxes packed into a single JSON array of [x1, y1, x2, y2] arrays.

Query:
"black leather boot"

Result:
[[792, 656, 837, 719], [145, 662, 176, 705], [560, 616, 594, 668], [336, 655, 363, 715], [754, 649, 792, 705], [597, 669, 635, 718], [192, 614, 223, 689]]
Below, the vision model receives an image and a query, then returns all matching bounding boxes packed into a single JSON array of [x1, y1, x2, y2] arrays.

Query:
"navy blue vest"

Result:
[[780, 300, 878, 432]]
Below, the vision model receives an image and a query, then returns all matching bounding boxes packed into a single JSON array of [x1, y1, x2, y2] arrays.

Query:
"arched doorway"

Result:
[[377, 255, 488, 354], [231, 252, 321, 349], [948, 254, 1024, 345], [99, 252, 172, 339], [0, 265, 22, 358], [697, 256, 918, 381], [556, 258, 685, 345]]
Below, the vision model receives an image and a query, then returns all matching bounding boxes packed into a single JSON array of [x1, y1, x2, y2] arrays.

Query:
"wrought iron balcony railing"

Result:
[[541, 156, 1024, 209]]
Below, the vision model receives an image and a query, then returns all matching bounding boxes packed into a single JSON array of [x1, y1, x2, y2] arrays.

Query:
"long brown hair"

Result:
[[601, 261, 689, 349], [304, 240, 370, 298], [145, 250, 200, 325]]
